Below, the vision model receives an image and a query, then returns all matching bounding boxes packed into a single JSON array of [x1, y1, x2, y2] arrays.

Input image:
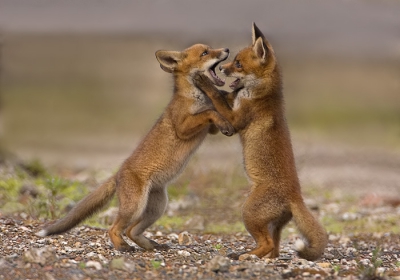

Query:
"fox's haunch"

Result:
[[37, 175, 117, 237]]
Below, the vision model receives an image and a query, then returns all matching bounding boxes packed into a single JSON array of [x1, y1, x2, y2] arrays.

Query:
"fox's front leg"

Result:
[[194, 74, 230, 101], [176, 110, 234, 140], [194, 74, 237, 126]]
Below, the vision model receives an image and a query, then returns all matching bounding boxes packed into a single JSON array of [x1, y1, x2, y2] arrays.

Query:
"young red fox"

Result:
[[194, 23, 328, 261], [37, 44, 234, 252]]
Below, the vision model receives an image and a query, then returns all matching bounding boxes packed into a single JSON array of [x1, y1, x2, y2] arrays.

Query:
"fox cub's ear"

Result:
[[253, 37, 268, 62], [252, 22, 265, 45], [155, 50, 183, 73]]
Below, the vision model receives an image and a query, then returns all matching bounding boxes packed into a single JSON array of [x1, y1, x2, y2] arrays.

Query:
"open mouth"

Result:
[[208, 61, 226, 87], [229, 78, 241, 90]]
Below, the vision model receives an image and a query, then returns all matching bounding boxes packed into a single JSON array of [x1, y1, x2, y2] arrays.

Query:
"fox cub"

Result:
[[194, 23, 328, 261], [37, 44, 234, 252]]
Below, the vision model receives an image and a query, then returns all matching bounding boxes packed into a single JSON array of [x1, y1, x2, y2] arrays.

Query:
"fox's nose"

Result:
[[224, 48, 229, 53], [219, 65, 223, 71]]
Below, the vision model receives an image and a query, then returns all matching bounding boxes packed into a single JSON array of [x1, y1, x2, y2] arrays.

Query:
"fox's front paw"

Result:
[[193, 73, 212, 88], [219, 122, 235, 136]]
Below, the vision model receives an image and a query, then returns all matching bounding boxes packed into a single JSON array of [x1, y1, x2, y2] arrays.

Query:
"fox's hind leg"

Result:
[[108, 176, 149, 251], [126, 186, 169, 250], [108, 215, 135, 252], [233, 185, 285, 259], [270, 212, 292, 258]]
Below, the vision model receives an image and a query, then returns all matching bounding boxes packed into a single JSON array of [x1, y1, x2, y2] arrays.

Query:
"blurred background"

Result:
[[0, 0, 399, 202]]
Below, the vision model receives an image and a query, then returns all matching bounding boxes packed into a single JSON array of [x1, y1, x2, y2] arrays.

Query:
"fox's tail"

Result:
[[290, 200, 328, 261], [36, 175, 117, 237]]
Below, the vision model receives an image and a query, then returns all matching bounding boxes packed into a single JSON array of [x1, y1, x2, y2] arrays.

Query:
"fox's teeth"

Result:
[[229, 78, 240, 89], [209, 68, 225, 86]]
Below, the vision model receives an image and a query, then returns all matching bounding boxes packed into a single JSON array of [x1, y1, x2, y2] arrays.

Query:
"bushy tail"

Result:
[[291, 201, 328, 261], [36, 175, 117, 237]]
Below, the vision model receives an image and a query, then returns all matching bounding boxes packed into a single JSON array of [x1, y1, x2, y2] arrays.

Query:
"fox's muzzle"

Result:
[[219, 64, 232, 76]]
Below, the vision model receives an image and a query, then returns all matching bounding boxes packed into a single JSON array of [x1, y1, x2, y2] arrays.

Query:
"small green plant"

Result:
[[150, 260, 162, 270], [43, 177, 73, 219], [357, 246, 384, 279], [0, 178, 23, 199], [78, 262, 86, 269], [31, 176, 87, 220], [214, 243, 223, 250], [333, 265, 341, 274]]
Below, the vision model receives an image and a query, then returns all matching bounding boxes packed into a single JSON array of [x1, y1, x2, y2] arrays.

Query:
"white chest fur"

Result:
[[233, 88, 251, 111]]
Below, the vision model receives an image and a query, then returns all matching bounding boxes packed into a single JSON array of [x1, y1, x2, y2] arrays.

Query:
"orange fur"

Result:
[[37, 44, 234, 251], [194, 23, 327, 261]]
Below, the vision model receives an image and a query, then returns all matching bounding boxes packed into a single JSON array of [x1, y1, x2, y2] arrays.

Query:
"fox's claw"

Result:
[[115, 244, 136, 252], [219, 123, 235, 136]]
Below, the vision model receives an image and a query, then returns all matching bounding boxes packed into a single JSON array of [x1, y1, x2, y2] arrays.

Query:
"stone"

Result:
[[282, 269, 294, 279], [86, 260, 102, 270], [23, 247, 57, 266], [238, 253, 259, 261], [317, 262, 332, 269], [207, 255, 230, 273], [177, 250, 191, 257], [178, 231, 194, 245], [0, 258, 9, 269], [44, 272, 56, 280], [110, 257, 135, 273]]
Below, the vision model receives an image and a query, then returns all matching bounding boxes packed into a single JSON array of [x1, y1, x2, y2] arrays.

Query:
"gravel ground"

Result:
[[1, 148, 400, 279], [0, 217, 399, 280]]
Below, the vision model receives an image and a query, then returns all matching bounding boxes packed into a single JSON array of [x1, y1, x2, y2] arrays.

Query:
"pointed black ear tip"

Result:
[[252, 22, 260, 31], [252, 22, 262, 36]]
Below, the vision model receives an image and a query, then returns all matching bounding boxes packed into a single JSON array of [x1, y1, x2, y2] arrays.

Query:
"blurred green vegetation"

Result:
[[0, 158, 398, 235], [0, 159, 88, 220]]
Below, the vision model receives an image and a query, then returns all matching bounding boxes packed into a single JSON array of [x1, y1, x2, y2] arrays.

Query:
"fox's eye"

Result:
[[201, 50, 208, 56], [235, 61, 242, 68]]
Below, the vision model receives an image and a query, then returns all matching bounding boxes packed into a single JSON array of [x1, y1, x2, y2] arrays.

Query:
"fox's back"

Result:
[[121, 96, 210, 185]]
